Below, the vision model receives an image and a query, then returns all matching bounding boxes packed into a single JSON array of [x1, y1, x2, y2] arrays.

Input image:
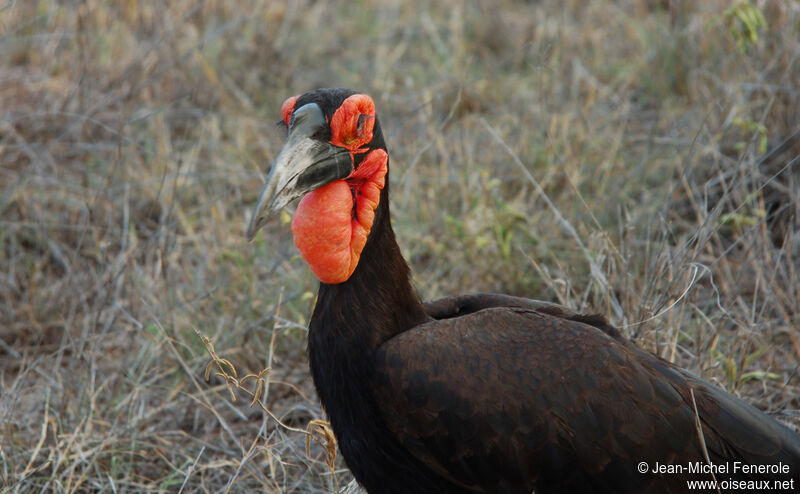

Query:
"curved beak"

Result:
[[246, 103, 353, 241]]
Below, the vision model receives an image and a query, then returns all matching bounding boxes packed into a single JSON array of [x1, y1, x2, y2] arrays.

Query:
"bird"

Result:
[[246, 87, 800, 493]]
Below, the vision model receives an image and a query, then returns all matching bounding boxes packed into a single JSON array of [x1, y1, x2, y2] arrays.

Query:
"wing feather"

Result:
[[373, 307, 800, 493]]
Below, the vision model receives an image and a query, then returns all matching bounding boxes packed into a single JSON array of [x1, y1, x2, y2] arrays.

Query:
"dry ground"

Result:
[[1, 0, 799, 492]]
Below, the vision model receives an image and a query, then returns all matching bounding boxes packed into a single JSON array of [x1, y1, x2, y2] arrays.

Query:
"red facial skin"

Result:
[[288, 94, 386, 284], [281, 95, 299, 126], [330, 94, 376, 152]]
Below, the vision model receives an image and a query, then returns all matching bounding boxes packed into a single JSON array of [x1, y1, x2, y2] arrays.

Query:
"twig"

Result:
[[690, 389, 721, 494], [177, 446, 205, 494]]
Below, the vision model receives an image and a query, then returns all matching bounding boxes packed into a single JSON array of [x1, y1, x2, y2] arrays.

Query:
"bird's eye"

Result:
[[330, 94, 376, 151], [356, 113, 374, 135]]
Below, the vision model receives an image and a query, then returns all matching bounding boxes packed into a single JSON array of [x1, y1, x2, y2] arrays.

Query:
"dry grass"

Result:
[[2, 0, 799, 492]]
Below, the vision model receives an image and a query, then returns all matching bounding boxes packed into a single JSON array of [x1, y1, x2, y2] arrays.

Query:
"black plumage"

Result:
[[248, 88, 800, 493]]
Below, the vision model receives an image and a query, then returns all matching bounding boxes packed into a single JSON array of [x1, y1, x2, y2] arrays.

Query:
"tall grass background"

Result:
[[1, 1, 798, 492]]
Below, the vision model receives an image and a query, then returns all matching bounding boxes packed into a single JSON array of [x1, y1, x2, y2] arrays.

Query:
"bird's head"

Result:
[[247, 88, 389, 285]]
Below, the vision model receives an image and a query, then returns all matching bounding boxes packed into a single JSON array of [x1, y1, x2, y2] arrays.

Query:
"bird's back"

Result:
[[374, 304, 800, 493]]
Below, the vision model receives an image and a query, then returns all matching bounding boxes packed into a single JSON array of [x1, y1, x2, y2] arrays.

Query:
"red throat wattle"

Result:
[[291, 148, 388, 284]]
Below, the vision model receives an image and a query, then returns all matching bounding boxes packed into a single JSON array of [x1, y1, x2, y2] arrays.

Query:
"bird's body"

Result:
[[247, 88, 800, 493]]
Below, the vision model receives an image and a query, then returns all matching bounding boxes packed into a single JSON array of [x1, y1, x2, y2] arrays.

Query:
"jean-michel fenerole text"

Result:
[[650, 460, 791, 476]]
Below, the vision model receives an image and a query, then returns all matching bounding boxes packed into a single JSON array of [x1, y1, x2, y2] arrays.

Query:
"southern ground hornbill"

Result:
[[246, 88, 800, 493]]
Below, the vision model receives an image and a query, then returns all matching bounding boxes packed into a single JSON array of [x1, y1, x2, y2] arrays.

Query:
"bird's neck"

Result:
[[310, 189, 428, 351], [307, 185, 428, 414]]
